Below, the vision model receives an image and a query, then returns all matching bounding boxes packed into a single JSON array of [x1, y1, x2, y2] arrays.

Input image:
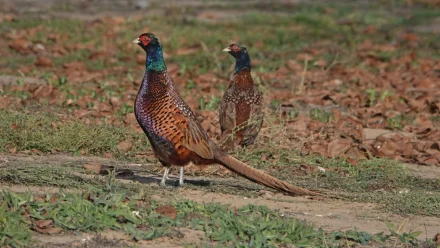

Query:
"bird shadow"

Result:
[[116, 173, 211, 187], [116, 170, 260, 192]]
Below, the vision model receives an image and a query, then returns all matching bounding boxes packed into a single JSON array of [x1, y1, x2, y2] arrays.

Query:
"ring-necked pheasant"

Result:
[[132, 33, 317, 196], [220, 44, 263, 149]]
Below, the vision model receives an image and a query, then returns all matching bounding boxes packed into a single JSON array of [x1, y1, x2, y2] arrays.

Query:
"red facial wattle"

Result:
[[140, 37, 151, 46], [231, 45, 240, 52]]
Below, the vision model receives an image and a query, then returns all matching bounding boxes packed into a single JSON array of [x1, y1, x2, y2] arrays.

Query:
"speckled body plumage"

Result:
[[220, 44, 263, 148], [135, 71, 214, 167], [132, 33, 318, 196]]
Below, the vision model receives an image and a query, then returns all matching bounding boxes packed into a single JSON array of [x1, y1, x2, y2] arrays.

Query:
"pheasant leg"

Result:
[[179, 166, 184, 186], [160, 167, 170, 187]]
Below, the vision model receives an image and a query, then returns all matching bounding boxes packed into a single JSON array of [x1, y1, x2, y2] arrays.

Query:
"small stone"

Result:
[[135, 0, 149, 9], [151, 195, 162, 201], [117, 140, 133, 152]]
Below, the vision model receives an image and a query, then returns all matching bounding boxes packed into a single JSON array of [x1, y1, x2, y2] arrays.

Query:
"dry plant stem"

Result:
[[324, 52, 339, 72], [296, 56, 309, 95]]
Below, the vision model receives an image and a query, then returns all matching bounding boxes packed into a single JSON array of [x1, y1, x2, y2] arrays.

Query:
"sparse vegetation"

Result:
[[0, 110, 150, 159], [0, 171, 432, 247]]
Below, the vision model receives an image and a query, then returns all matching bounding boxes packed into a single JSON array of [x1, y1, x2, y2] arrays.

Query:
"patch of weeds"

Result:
[[185, 79, 196, 90], [269, 99, 281, 110], [379, 90, 393, 101], [310, 108, 333, 123], [366, 88, 379, 106], [366, 89, 394, 106], [178, 201, 423, 247], [385, 220, 422, 246], [32, 192, 138, 232], [85, 58, 107, 71], [0, 109, 150, 158], [286, 108, 299, 120], [330, 228, 388, 246], [115, 103, 134, 116], [380, 191, 440, 216], [186, 203, 323, 246], [230, 145, 297, 171], [387, 114, 404, 130], [54, 75, 68, 87], [0, 165, 103, 188], [401, 7, 440, 26], [0, 193, 32, 247], [52, 49, 90, 67], [0, 56, 36, 72], [1, 18, 84, 36], [429, 114, 440, 128], [303, 156, 440, 216], [369, 50, 401, 62], [0, 165, 433, 247], [229, 151, 440, 217], [199, 95, 221, 111], [0, 184, 164, 245]]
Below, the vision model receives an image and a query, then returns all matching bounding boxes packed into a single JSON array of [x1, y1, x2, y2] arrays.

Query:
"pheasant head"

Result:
[[222, 44, 251, 73], [133, 33, 166, 72]]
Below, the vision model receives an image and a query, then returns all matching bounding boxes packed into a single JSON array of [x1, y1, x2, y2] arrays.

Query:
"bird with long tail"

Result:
[[132, 33, 319, 196]]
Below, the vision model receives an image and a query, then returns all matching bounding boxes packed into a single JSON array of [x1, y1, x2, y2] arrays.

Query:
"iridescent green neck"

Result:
[[146, 44, 167, 72], [235, 51, 251, 73]]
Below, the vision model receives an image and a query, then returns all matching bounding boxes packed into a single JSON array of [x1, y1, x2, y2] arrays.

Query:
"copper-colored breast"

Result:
[[220, 69, 263, 147]]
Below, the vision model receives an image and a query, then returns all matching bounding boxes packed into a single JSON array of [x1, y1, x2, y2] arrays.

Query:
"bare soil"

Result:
[[1, 153, 439, 247]]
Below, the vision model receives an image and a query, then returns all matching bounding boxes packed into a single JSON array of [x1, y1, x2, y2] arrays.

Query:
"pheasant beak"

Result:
[[132, 38, 140, 44], [222, 47, 231, 52]]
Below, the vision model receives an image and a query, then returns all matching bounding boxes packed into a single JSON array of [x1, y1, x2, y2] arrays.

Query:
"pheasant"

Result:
[[132, 33, 318, 196], [220, 44, 263, 149]]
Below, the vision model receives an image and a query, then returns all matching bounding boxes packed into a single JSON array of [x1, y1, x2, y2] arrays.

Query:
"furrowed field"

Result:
[[0, 0, 439, 247]]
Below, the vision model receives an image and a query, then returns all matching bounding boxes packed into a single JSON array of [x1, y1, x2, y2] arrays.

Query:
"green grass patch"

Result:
[[0, 165, 104, 189], [303, 156, 440, 216], [1, 1, 438, 79], [230, 145, 440, 217], [0, 18, 84, 39], [0, 172, 429, 248], [0, 109, 150, 159], [0, 199, 32, 247], [0, 56, 36, 72]]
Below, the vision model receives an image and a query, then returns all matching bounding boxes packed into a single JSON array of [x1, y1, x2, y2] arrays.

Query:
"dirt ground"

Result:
[[1, 153, 439, 247]]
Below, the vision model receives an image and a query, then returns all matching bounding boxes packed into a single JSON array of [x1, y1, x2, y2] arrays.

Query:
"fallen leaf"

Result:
[[82, 163, 102, 174], [9, 38, 30, 53], [35, 57, 54, 67], [62, 61, 87, 71], [11, 123, 19, 130], [8, 146, 17, 154], [35, 219, 52, 228], [327, 138, 352, 158], [434, 233, 440, 244], [82, 163, 115, 175], [156, 205, 177, 219], [103, 152, 113, 158], [33, 226, 63, 234], [175, 47, 199, 56], [136, 54, 144, 65]]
